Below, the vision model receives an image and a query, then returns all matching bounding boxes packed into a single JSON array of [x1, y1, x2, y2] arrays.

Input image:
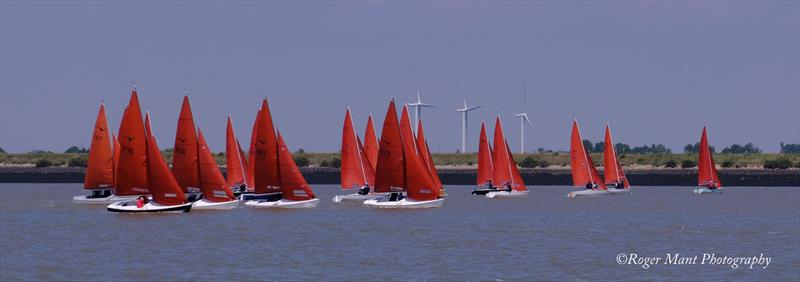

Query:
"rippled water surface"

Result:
[[1, 184, 798, 281]]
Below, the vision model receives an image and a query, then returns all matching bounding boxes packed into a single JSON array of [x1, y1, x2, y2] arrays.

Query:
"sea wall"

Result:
[[0, 166, 797, 186]]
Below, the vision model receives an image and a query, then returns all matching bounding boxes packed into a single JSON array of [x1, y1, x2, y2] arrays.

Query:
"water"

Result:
[[1, 184, 798, 281]]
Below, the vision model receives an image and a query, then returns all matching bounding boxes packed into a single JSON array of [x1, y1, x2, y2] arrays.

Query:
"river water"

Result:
[[1, 184, 798, 281]]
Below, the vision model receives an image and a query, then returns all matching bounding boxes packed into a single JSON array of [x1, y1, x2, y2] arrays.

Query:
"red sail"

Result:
[[198, 129, 235, 202], [144, 113, 186, 206], [505, 140, 527, 191], [491, 117, 512, 186], [245, 110, 260, 191], [569, 120, 606, 189], [225, 116, 247, 188], [277, 132, 316, 201], [356, 137, 376, 186], [603, 124, 629, 188], [84, 103, 115, 190], [172, 96, 200, 192], [416, 120, 442, 188], [364, 114, 380, 170], [112, 134, 120, 187], [476, 121, 494, 186], [116, 90, 149, 196], [341, 109, 375, 190], [254, 99, 281, 194], [697, 127, 722, 187], [400, 105, 440, 201], [374, 100, 405, 193]]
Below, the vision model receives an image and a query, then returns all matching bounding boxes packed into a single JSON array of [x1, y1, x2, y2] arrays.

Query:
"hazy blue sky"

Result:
[[2, 1, 798, 153]]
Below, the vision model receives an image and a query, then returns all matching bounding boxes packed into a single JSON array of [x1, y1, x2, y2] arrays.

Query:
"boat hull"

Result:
[[693, 188, 722, 194], [485, 190, 529, 198], [567, 189, 611, 198], [73, 194, 140, 204], [244, 198, 320, 208], [332, 193, 386, 203], [191, 198, 238, 210], [606, 188, 632, 195], [472, 187, 500, 195], [363, 198, 444, 208], [106, 201, 192, 213], [238, 192, 281, 201]]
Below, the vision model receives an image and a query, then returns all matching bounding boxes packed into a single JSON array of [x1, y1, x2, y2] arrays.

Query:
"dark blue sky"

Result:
[[2, 2, 798, 153]]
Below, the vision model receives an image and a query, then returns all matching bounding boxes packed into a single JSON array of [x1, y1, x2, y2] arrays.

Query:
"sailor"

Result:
[[585, 182, 594, 190], [358, 185, 370, 195], [615, 182, 625, 189], [505, 183, 512, 192], [135, 196, 144, 208], [91, 190, 102, 198], [238, 184, 247, 193], [486, 180, 494, 189], [707, 181, 718, 190]]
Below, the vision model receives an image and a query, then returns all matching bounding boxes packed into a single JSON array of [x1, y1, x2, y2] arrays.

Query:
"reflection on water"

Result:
[[1, 184, 798, 281]]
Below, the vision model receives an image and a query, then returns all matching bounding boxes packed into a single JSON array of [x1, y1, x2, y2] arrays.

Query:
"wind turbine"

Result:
[[408, 89, 434, 134], [515, 80, 532, 153], [456, 99, 481, 153]]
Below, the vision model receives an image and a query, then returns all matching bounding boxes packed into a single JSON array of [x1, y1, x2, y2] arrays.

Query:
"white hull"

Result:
[[485, 190, 529, 198], [191, 198, 239, 210], [244, 198, 320, 208], [606, 188, 632, 195], [73, 194, 139, 204], [332, 193, 386, 203], [363, 198, 444, 209], [106, 201, 192, 213], [567, 189, 611, 198], [693, 188, 723, 194]]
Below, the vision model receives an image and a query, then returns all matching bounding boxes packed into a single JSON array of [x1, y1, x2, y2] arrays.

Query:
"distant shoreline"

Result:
[[1, 166, 797, 186]]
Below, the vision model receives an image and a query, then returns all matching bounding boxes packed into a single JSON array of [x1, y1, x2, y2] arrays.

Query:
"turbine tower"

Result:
[[515, 80, 532, 153], [408, 89, 434, 134], [456, 99, 481, 153]]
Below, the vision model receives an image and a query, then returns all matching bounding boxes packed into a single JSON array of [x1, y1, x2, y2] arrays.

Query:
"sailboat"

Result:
[[238, 109, 261, 200], [567, 119, 609, 198], [332, 108, 382, 203], [112, 89, 150, 198], [245, 131, 320, 208], [603, 124, 631, 195], [363, 114, 379, 171], [485, 117, 529, 198], [172, 95, 202, 201], [225, 115, 251, 196], [192, 129, 238, 209], [471, 121, 499, 195], [363, 103, 444, 208], [693, 127, 723, 194], [73, 102, 135, 204], [107, 113, 192, 213], [244, 99, 319, 208], [240, 100, 282, 201]]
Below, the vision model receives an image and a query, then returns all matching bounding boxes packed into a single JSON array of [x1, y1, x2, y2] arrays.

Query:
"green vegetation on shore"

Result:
[[2, 150, 799, 169]]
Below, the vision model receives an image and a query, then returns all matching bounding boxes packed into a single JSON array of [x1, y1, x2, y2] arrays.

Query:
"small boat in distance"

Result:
[[485, 117, 529, 198], [333, 108, 382, 203], [74, 102, 135, 204], [364, 103, 444, 208], [172, 95, 202, 201], [693, 127, 723, 194], [225, 115, 251, 196], [472, 121, 498, 195], [567, 119, 609, 198], [603, 124, 631, 195], [245, 131, 320, 208], [107, 113, 192, 213], [192, 129, 238, 210]]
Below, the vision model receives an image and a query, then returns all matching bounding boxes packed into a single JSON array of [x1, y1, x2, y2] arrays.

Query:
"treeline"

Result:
[[582, 140, 672, 154]]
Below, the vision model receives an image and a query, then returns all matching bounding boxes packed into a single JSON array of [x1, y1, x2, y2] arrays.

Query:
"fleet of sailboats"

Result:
[[77, 86, 731, 212]]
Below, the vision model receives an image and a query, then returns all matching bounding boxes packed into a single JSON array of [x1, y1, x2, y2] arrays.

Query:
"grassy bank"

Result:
[[1, 151, 798, 169]]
